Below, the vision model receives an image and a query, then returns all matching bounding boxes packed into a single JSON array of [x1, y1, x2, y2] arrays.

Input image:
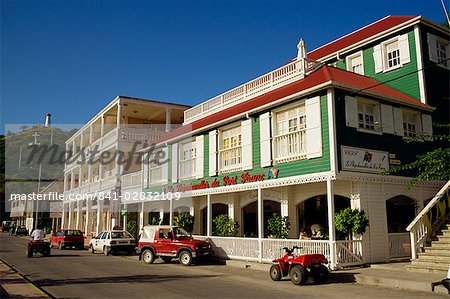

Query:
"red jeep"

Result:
[[138, 225, 213, 266]]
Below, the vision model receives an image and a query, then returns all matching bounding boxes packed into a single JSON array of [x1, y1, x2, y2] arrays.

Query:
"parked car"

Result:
[[89, 230, 135, 255], [137, 225, 213, 266], [13, 226, 28, 236], [51, 229, 84, 250], [1, 221, 14, 233]]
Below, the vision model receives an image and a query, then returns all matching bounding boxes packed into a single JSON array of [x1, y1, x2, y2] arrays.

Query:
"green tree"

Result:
[[267, 213, 290, 239], [127, 220, 138, 240], [213, 214, 239, 237], [335, 208, 369, 240], [173, 210, 194, 232]]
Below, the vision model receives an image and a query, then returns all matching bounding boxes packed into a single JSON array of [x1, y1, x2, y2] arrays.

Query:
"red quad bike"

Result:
[[27, 240, 51, 258], [269, 246, 329, 285]]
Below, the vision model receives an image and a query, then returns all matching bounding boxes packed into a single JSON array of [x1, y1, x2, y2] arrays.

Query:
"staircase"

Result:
[[407, 222, 450, 273]]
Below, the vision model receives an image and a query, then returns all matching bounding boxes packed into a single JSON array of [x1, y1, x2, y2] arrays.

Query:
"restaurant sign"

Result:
[[341, 146, 389, 174]]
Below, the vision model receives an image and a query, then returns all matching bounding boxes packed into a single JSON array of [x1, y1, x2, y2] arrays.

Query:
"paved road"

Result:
[[0, 233, 445, 299]]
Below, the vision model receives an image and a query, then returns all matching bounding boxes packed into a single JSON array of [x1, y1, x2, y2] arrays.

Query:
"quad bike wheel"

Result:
[[312, 265, 329, 284], [269, 264, 282, 281], [290, 265, 307, 285]]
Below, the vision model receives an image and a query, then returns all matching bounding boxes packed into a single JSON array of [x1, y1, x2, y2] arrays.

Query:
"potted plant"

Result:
[[173, 210, 194, 233], [267, 213, 290, 239], [213, 214, 239, 237], [335, 208, 369, 240]]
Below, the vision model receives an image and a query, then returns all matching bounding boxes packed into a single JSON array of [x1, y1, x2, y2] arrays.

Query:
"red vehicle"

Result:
[[138, 225, 213, 266], [27, 240, 51, 258], [270, 246, 329, 285], [51, 229, 84, 250]]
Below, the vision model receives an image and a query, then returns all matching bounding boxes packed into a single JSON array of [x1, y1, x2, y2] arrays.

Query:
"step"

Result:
[[431, 241, 450, 248], [423, 247, 450, 255], [409, 260, 450, 272], [417, 254, 450, 263]]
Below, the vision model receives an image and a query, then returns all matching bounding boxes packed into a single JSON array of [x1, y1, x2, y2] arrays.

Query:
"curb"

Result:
[[0, 259, 54, 298]]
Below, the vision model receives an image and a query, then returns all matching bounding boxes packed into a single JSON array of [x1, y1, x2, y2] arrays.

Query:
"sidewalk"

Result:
[[0, 260, 49, 298]]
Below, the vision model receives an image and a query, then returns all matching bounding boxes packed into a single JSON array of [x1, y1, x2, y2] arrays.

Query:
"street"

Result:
[[0, 233, 446, 299]]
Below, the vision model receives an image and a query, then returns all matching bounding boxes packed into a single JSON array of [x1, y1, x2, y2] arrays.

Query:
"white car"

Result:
[[89, 230, 136, 256]]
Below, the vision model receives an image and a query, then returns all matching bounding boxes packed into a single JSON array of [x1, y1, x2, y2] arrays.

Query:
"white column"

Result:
[[281, 199, 288, 218], [96, 201, 103, 236], [68, 202, 73, 229], [100, 114, 105, 137], [165, 108, 171, 132], [61, 203, 66, 229], [122, 204, 128, 230], [139, 202, 144, 231], [169, 198, 174, 226], [206, 194, 212, 237], [327, 179, 336, 270], [85, 200, 91, 236], [76, 202, 82, 230], [258, 188, 263, 262], [117, 102, 123, 127]]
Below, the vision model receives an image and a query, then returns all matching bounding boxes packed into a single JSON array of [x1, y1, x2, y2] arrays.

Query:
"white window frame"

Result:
[[357, 98, 382, 134], [436, 38, 449, 68], [178, 138, 196, 180], [219, 124, 242, 172], [272, 102, 307, 163], [402, 110, 421, 138], [346, 51, 364, 75], [382, 37, 401, 72], [147, 151, 163, 186]]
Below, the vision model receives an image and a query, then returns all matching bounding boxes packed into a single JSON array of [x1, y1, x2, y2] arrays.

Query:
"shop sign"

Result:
[[341, 146, 389, 174]]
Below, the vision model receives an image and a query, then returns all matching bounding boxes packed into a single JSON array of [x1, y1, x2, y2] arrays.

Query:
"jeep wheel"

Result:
[[89, 245, 95, 254], [312, 265, 329, 284], [142, 249, 155, 264], [103, 246, 110, 256], [290, 265, 307, 285], [269, 264, 282, 281], [179, 251, 192, 266], [161, 257, 172, 263]]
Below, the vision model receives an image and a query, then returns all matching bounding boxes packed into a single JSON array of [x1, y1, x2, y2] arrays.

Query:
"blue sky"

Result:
[[1, 0, 447, 133]]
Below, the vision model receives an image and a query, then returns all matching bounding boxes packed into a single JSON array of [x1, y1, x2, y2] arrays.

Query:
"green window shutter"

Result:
[[305, 96, 322, 159]]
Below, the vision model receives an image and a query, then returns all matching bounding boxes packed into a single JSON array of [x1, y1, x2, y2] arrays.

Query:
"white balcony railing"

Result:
[[184, 58, 322, 124], [122, 171, 142, 190], [274, 130, 306, 162]]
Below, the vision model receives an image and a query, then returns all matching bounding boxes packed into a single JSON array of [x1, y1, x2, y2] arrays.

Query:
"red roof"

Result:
[[308, 15, 418, 60], [154, 65, 429, 145]]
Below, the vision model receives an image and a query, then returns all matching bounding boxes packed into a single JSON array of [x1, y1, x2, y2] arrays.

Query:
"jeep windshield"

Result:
[[173, 227, 190, 239]]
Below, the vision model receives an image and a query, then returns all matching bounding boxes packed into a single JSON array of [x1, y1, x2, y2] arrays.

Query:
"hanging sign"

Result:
[[341, 146, 389, 174]]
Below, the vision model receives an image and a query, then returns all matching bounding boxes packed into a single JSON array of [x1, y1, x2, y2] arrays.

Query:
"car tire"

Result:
[[161, 257, 172, 263], [89, 245, 95, 254], [179, 251, 193, 266], [269, 264, 282, 281], [312, 265, 329, 284], [43, 248, 51, 257], [103, 246, 110, 256], [142, 249, 155, 264], [58, 242, 64, 250], [290, 265, 307, 285]]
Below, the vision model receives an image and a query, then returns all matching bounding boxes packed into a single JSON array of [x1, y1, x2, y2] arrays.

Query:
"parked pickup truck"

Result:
[[138, 225, 213, 266]]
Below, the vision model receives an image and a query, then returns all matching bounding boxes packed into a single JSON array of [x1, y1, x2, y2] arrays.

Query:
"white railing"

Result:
[[219, 147, 242, 172], [388, 233, 411, 259], [148, 166, 163, 185], [122, 171, 142, 189], [179, 158, 196, 180], [407, 180, 450, 259], [119, 126, 166, 144], [193, 236, 363, 268], [183, 58, 322, 124], [261, 239, 330, 262], [274, 130, 306, 162]]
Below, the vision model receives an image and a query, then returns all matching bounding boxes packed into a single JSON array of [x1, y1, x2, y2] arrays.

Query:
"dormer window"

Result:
[[373, 34, 410, 73], [346, 51, 364, 75]]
